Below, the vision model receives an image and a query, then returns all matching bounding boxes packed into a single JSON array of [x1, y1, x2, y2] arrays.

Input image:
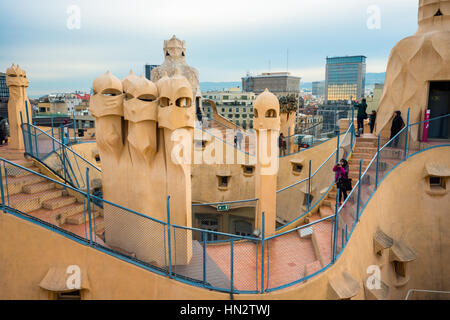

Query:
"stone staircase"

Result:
[[317, 135, 378, 220], [286, 135, 380, 275], [0, 145, 104, 241]]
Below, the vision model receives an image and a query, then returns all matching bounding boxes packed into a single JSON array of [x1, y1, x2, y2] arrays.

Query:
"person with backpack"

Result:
[[354, 98, 368, 137], [390, 110, 405, 148], [333, 158, 350, 206]]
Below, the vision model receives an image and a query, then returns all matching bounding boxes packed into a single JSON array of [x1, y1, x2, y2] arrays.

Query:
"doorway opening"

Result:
[[427, 81, 450, 139]]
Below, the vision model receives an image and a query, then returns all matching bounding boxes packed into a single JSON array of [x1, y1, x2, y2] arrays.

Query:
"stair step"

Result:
[[22, 181, 55, 194], [356, 141, 376, 148], [351, 153, 375, 160], [9, 189, 62, 212], [356, 136, 377, 143], [319, 205, 335, 218], [2, 174, 47, 195], [349, 159, 371, 166], [4, 166, 40, 177], [323, 198, 338, 208], [28, 203, 86, 226], [66, 210, 101, 225], [42, 196, 76, 210]]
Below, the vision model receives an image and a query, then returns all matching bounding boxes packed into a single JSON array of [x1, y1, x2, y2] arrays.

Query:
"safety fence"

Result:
[[332, 112, 450, 262], [283, 121, 336, 157], [21, 122, 101, 192], [275, 121, 355, 230], [1, 112, 447, 295]]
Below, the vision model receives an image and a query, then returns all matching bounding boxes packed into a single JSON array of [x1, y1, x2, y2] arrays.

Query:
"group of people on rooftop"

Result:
[[334, 101, 406, 205]]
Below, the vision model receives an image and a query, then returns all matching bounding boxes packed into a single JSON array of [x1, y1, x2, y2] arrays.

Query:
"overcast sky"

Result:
[[0, 0, 419, 97]]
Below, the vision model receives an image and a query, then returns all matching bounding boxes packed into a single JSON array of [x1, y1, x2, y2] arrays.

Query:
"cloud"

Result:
[[0, 0, 418, 95]]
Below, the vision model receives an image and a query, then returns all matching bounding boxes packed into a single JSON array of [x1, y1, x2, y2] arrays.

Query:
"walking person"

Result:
[[390, 111, 405, 148], [279, 133, 286, 156], [333, 159, 350, 206], [354, 98, 368, 137], [369, 110, 377, 134]]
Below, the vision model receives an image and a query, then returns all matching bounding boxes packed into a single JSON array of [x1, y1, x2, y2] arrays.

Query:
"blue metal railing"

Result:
[[2, 112, 448, 295], [21, 121, 101, 191]]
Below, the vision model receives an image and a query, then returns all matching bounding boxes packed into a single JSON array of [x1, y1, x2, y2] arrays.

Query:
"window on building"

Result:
[[218, 176, 230, 188], [293, 163, 303, 173], [265, 109, 277, 118], [429, 176, 446, 190], [198, 217, 218, 241], [243, 165, 255, 175], [234, 220, 252, 237]]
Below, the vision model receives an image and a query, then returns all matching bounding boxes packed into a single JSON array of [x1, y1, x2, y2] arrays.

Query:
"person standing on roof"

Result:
[[354, 98, 368, 137]]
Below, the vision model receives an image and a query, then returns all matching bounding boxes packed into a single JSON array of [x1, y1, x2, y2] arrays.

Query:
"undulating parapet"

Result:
[[389, 240, 417, 287], [328, 271, 360, 300], [373, 228, 393, 256]]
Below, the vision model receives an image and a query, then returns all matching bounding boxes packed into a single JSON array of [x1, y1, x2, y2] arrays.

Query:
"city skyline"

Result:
[[0, 0, 418, 96]]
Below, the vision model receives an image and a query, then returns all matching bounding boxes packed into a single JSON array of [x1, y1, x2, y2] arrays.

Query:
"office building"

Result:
[[0, 72, 9, 118], [325, 56, 366, 103], [202, 88, 256, 129], [312, 81, 325, 98], [144, 64, 159, 80], [242, 72, 301, 96]]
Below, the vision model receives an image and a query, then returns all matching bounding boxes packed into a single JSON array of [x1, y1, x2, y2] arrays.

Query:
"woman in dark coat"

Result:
[[390, 111, 405, 148], [333, 159, 350, 205]]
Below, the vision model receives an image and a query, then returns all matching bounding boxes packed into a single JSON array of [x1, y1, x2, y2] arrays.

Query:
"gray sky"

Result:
[[0, 0, 419, 97]]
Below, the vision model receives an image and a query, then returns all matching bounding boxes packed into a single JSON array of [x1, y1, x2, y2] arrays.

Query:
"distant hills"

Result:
[[200, 72, 386, 92], [200, 82, 241, 92]]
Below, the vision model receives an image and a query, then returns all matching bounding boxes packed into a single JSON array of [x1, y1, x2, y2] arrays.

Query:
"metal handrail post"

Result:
[[332, 188, 340, 263], [375, 134, 380, 190], [25, 102, 33, 155], [230, 238, 234, 295], [86, 167, 93, 245], [307, 160, 312, 211], [0, 160, 6, 212], [261, 211, 265, 293], [356, 159, 363, 221], [72, 111, 76, 141], [335, 130, 340, 164], [167, 196, 173, 278], [202, 232, 207, 286], [404, 108, 411, 160], [60, 126, 67, 185], [51, 116, 55, 152]]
